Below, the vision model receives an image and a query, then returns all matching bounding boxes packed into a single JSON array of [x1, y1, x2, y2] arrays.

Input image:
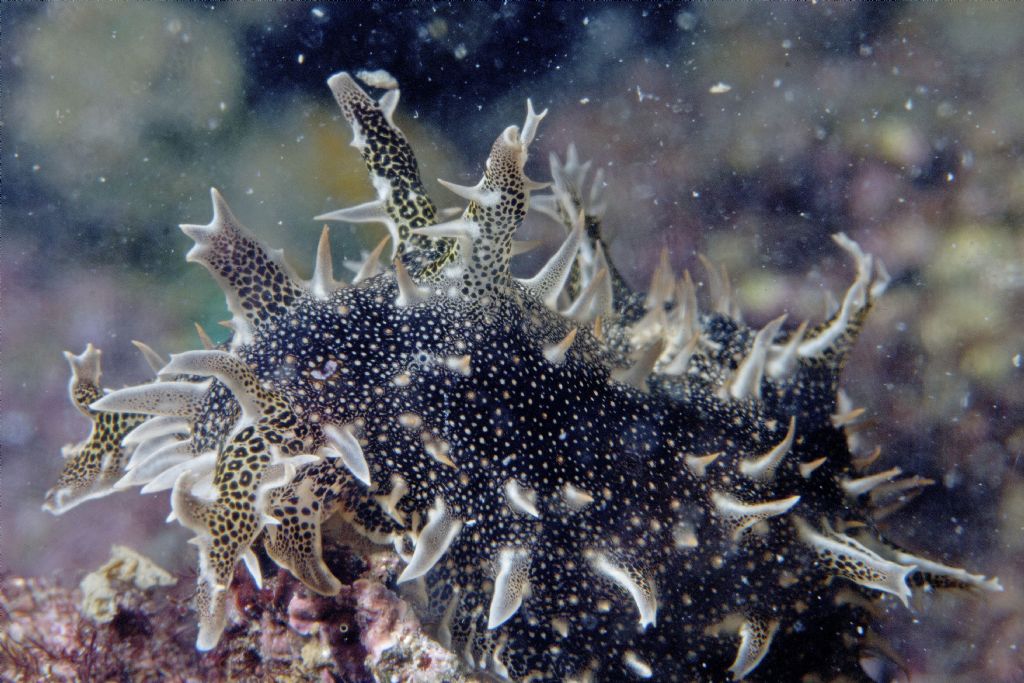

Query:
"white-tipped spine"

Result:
[[728, 315, 786, 400], [728, 616, 779, 680], [841, 466, 902, 497], [611, 339, 666, 393], [309, 226, 346, 298], [487, 548, 531, 629], [394, 259, 431, 307], [132, 341, 167, 375], [91, 380, 212, 419], [437, 178, 501, 208], [397, 497, 463, 583], [712, 492, 801, 537], [518, 220, 584, 308], [564, 268, 608, 322], [543, 328, 578, 366], [122, 416, 190, 447], [352, 236, 391, 284], [589, 552, 658, 629], [739, 416, 796, 480], [504, 479, 541, 518], [766, 320, 808, 380], [323, 424, 372, 487]]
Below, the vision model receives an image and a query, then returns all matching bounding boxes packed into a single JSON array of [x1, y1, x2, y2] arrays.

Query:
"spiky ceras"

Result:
[[45, 71, 1001, 681]]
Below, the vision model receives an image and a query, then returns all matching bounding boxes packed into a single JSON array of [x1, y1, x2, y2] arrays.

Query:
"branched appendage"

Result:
[[43, 345, 148, 513], [534, 145, 638, 321], [49, 70, 1002, 681], [411, 100, 549, 305], [316, 72, 454, 270], [173, 413, 315, 650], [180, 189, 306, 349]]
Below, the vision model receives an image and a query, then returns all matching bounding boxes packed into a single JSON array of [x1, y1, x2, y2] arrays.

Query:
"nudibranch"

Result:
[[46, 71, 1002, 681]]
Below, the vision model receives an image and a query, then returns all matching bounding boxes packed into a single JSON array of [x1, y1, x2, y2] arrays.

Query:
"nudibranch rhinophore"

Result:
[[45, 71, 1002, 682]]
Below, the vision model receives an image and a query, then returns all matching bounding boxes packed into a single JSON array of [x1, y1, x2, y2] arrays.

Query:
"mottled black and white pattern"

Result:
[[46, 71, 1001, 682]]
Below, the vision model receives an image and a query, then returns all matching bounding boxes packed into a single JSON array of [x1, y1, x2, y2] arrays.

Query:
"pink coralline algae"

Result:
[[43, 71, 1001, 681]]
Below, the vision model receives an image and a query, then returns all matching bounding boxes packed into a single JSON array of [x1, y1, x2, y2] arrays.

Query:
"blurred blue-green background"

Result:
[[2, 4, 1021, 678]]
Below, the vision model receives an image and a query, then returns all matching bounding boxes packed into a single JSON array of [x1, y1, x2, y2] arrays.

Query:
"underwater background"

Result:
[[1, 3, 1021, 679]]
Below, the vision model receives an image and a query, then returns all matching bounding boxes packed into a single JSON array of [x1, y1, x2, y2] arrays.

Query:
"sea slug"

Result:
[[45, 70, 1001, 682]]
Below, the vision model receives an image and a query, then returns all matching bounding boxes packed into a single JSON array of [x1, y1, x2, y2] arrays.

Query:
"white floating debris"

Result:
[[709, 82, 732, 94], [356, 68, 398, 90]]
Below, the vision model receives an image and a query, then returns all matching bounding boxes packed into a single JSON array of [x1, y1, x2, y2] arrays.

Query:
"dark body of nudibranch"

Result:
[[45, 72, 1002, 682]]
